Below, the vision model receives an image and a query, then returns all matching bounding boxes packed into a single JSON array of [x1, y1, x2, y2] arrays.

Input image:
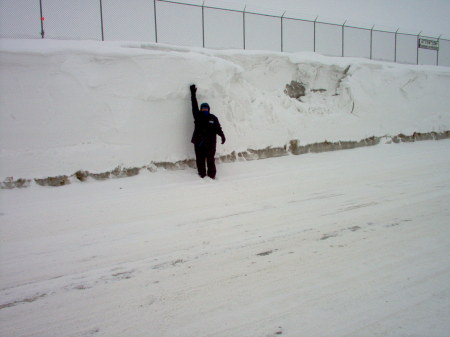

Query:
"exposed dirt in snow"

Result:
[[2, 131, 448, 189]]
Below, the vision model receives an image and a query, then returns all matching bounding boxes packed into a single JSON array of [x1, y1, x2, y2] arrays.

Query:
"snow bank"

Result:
[[1, 38, 449, 180]]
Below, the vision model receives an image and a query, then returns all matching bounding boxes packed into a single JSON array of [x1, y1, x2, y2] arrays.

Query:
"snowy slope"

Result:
[[1, 38, 449, 181], [0, 140, 449, 337]]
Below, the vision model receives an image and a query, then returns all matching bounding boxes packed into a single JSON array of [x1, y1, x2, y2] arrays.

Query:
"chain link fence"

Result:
[[1, 0, 449, 66]]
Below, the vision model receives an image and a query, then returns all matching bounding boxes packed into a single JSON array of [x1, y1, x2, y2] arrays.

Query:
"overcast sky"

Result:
[[215, 0, 450, 37]]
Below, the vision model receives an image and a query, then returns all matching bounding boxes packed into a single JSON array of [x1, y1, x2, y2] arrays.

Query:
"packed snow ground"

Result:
[[1, 140, 449, 337], [1, 39, 450, 180]]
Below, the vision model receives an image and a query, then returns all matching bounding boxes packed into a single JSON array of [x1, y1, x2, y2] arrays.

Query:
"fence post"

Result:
[[370, 25, 374, 59], [313, 16, 318, 52], [342, 20, 347, 57], [417, 31, 421, 65], [99, 0, 104, 41], [437, 34, 441, 66], [394, 28, 399, 63], [154, 0, 158, 43], [243, 6, 246, 50], [39, 0, 44, 38], [281, 11, 286, 52], [202, 1, 205, 48]]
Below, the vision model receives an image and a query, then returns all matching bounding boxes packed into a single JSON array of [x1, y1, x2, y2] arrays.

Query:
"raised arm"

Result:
[[190, 84, 200, 120]]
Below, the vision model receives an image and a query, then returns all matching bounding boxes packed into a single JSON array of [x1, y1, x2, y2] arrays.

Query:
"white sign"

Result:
[[418, 38, 439, 51]]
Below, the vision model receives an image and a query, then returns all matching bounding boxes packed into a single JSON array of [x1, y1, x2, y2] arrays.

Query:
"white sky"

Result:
[[211, 0, 450, 36]]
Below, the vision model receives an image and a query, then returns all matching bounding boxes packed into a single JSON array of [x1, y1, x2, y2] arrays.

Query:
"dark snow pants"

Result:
[[194, 144, 216, 179]]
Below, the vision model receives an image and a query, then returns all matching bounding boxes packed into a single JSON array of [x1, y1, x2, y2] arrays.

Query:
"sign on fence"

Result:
[[418, 38, 439, 51]]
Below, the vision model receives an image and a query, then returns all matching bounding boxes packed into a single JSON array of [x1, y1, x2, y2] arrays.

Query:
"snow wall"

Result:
[[1, 39, 450, 183]]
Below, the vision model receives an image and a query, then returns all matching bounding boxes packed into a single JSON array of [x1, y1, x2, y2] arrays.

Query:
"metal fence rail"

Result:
[[1, 0, 449, 66]]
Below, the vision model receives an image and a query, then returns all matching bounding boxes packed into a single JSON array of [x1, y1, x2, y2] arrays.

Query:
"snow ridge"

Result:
[[1, 39, 450, 182]]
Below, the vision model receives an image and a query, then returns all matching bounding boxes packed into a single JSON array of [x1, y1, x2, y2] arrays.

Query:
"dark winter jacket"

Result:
[[191, 90, 225, 148]]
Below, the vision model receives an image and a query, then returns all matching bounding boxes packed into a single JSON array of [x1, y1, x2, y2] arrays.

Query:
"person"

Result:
[[190, 84, 226, 179]]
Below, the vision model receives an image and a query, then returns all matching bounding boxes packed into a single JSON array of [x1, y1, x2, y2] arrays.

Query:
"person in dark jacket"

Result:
[[190, 84, 225, 179]]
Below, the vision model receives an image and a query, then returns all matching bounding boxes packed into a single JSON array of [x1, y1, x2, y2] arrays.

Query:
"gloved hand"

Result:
[[221, 135, 226, 144], [190, 84, 197, 94]]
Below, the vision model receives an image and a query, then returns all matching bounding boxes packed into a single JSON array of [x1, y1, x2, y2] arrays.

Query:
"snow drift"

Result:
[[1, 38, 449, 182]]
